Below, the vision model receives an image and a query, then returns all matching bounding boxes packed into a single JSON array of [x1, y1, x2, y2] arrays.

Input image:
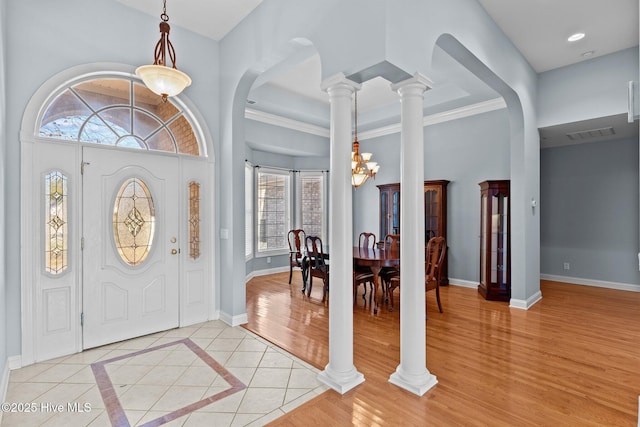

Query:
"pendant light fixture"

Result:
[[351, 91, 379, 187], [136, 0, 192, 102]]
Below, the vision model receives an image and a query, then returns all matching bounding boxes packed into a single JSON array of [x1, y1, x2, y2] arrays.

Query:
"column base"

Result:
[[389, 366, 438, 396], [318, 364, 365, 395]]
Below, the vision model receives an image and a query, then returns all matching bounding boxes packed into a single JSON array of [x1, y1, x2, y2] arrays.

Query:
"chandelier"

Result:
[[351, 91, 379, 187], [135, 0, 192, 102]]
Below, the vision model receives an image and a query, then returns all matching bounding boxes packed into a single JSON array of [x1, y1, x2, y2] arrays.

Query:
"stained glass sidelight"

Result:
[[113, 178, 155, 266], [45, 171, 68, 275], [189, 181, 201, 260]]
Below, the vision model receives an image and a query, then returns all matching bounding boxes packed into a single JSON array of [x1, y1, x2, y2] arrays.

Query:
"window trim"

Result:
[[255, 167, 291, 258], [28, 67, 209, 159], [245, 162, 254, 260], [297, 170, 327, 244]]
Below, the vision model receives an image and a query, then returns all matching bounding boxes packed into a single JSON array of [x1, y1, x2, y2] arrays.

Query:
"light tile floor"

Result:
[[1, 320, 328, 427]]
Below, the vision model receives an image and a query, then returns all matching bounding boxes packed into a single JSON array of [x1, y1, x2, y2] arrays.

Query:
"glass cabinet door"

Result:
[[391, 190, 400, 234], [424, 187, 439, 241], [378, 183, 400, 239], [478, 180, 510, 301], [380, 190, 388, 239]]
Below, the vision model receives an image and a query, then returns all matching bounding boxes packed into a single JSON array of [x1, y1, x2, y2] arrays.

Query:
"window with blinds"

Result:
[[299, 172, 324, 240], [256, 169, 290, 253]]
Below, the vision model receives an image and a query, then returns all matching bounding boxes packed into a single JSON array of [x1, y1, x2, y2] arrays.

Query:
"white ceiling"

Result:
[[114, 0, 263, 41], [117, 0, 639, 149], [477, 0, 639, 73], [119, 0, 638, 73]]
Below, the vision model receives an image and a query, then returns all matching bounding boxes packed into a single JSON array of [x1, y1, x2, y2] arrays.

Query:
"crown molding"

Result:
[[423, 97, 507, 127], [360, 97, 507, 140], [245, 108, 330, 137], [245, 97, 507, 141]]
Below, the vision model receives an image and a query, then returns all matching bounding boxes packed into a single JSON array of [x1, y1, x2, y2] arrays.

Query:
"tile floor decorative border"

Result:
[[91, 338, 246, 427]]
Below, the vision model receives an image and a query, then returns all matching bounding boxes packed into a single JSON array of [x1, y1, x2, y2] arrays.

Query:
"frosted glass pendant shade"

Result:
[[136, 65, 192, 99]]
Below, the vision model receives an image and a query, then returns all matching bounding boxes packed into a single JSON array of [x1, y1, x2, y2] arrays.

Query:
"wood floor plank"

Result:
[[243, 273, 640, 426]]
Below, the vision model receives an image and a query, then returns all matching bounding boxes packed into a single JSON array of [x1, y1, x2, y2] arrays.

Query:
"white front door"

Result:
[[82, 147, 180, 349]]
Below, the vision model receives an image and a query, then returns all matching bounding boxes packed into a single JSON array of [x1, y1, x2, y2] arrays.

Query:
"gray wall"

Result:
[[353, 108, 511, 283], [0, 0, 8, 379], [538, 48, 638, 127], [540, 137, 640, 286]]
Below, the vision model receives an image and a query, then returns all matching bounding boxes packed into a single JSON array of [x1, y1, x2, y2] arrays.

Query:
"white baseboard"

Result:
[[219, 311, 248, 327], [0, 360, 9, 411], [510, 291, 543, 310], [448, 278, 477, 289], [541, 274, 640, 293], [245, 266, 290, 283], [7, 356, 21, 370], [450, 278, 543, 310], [0, 356, 19, 418]]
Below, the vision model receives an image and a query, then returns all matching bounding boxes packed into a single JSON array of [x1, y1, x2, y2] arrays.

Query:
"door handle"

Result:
[[171, 249, 178, 255]]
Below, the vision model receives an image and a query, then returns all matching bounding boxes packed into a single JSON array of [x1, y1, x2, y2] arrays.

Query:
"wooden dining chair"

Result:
[[354, 232, 376, 305], [380, 234, 400, 305], [425, 236, 447, 315], [386, 236, 446, 314], [287, 229, 306, 285], [305, 235, 329, 302]]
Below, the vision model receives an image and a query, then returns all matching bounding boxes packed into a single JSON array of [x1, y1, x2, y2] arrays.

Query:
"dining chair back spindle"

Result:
[[381, 234, 400, 306], [425, 236, 447, 315], [305, 235, 329, 302], [287, 229, 306, 285], [354, 232, 376, 305], [385, 235, 447, 314]]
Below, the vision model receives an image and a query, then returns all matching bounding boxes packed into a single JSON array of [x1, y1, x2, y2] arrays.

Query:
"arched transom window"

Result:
[[38, 77, 201, 156]]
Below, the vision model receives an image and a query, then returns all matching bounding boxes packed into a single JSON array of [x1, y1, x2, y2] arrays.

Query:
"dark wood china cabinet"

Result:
[[377, 180, 449, 285], [478, 180, 510, 301]]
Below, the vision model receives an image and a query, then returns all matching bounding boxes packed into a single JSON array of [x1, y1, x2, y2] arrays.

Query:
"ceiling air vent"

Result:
[[566, 126, 615, 141]]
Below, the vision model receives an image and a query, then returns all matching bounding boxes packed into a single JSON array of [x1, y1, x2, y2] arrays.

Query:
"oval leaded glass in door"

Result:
[[112, 177, 156, 266]]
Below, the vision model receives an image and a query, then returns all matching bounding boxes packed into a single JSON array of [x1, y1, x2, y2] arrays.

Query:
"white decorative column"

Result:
[[389, 73, 436, 396], [317, 73, 364, 393]]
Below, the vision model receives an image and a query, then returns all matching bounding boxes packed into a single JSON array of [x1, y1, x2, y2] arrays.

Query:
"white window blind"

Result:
[[299, 172, 325, 241], [257, 169, 290, 253]]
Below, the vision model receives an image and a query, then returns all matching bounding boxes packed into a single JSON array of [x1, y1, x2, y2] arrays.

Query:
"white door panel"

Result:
[[32, 141, 80, 361], [82, 147, 180, 349]]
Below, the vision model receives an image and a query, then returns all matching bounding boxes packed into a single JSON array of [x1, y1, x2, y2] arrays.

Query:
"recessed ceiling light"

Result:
[[582, 50, 595, 58], [568, 32, 585, 42]]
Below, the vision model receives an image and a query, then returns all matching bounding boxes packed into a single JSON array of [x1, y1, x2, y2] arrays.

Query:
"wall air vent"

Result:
[[566, 126, 615, 141]]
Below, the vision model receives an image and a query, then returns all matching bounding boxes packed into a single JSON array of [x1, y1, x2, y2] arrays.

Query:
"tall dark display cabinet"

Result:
[[478, 180, 510, 301], [378, 180, 449, 285]]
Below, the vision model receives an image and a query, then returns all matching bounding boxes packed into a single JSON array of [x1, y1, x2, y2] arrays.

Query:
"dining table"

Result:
[[353, 246, 400, 314]]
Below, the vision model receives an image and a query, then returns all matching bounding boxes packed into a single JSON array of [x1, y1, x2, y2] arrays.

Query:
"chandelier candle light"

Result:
[[351, 91, 379, 187], [136, 0, 192, 102]]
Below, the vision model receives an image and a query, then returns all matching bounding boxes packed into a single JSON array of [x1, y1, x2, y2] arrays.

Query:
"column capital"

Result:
[[321, 72, 361, 95], [390, 72, 434, 94]]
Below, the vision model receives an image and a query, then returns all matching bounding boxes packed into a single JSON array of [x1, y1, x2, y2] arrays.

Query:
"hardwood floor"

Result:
[[243, 272, 640, 426]]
